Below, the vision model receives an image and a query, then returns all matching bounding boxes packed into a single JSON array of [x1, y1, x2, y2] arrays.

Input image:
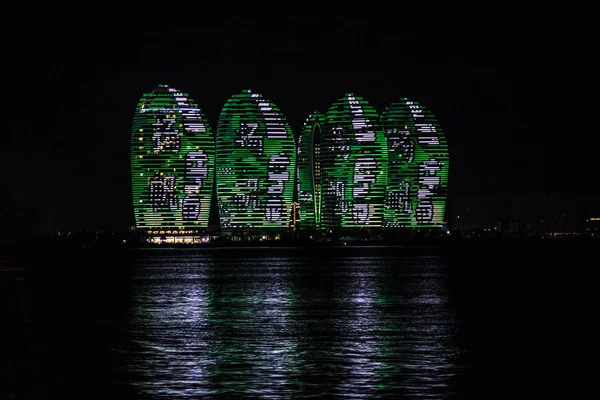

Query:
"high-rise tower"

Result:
[[215, 90, 296, 229], [381, 98, 449, 227], [296, 112, 324, 229], [130, 84, 214, 229], [320, 94, 388, 229]]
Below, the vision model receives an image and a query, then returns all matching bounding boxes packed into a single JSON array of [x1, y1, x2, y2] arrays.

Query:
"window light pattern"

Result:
[[297, 113, 324, 228], [216, 90, 296, 229], [381, 98, 449, 227], [130, 84, 214, 229], [320, 94, 388, 228]]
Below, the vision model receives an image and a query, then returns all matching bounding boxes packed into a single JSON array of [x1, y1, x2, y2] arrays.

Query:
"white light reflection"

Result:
[[333, 256, 459, 398], [116, 252, 459, 398], [238, 257, 299, 398], [122, 255, 216, 398], [380, 256, 459, 397], [204, 256, 300, 398], [334, 257, 384, 397]]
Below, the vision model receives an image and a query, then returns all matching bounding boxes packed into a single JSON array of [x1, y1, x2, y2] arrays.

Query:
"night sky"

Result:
[[4, 15, 598, 236]]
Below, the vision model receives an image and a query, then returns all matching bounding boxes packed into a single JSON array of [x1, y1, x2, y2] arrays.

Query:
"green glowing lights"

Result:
[[215, 90, 296, 229], [131, 86, 449, 231], [320, 94, 389, 228], [130, 84, 214, 229], [381, 98, 449, 227], [297, 112, 324, 228]]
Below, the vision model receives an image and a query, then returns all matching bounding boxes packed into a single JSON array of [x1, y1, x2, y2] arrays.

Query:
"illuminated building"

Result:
[[296, 112, 324, 228], [320, 94, 388, 228], [130, 84, 214, 230], [381, 98, 449, 227], [215, 90, 296, 229]]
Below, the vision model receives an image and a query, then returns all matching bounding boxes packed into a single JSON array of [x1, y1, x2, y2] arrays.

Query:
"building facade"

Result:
[[130, 84, 214, 229], [130, 86, 450, 235], [296, 112, 324, 229], [381, 98, 449, 228], [320, 94, 388, 229], [215, 90, 296, 229]]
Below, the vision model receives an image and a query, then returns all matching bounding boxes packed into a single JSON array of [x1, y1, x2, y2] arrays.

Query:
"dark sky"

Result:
[[4, 14, 598, 235]]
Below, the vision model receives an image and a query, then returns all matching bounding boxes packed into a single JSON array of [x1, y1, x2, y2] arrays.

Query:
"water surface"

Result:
[[1, 243, 597, 399]]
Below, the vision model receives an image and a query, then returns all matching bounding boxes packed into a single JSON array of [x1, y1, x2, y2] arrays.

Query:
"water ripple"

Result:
[[108, 251, 459, 398]]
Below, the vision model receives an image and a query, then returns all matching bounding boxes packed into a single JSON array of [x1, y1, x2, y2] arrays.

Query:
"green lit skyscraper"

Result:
[[381, 98, 449, 228], [130, 84, 214, 229], [216, 90, 296, 229], [296, 112, 324, 228], [320, 94, 388, 228]]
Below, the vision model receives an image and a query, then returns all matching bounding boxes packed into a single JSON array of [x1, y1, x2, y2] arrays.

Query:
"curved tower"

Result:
[[216, 90, 296, 229], [381, 98, 449, 228], [321, 94, 388, 228], [297, 112, 324, 229], [130, 84, 214, 229]]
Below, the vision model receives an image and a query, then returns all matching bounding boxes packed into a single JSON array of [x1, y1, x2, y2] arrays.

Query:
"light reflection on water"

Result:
[[117, 250, 459, 398]]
